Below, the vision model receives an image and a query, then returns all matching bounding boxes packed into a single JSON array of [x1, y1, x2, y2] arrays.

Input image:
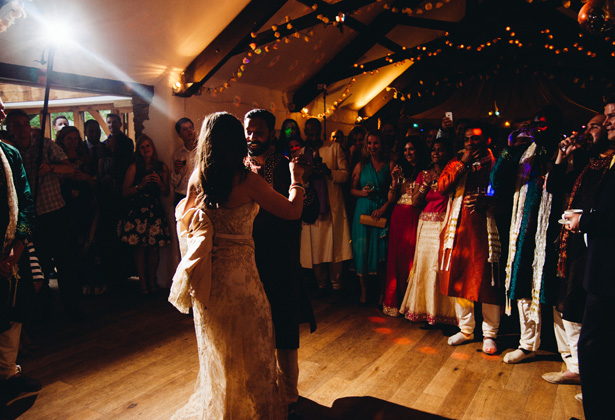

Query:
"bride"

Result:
[[169, 112, 304, 419]]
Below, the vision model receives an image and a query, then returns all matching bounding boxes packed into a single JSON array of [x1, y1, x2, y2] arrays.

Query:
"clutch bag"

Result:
[[359, 214, 387, 228]]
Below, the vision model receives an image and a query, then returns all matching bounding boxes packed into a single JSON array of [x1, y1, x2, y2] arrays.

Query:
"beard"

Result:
[[247, 139, 271, 157], [588, 135, 610, 155]]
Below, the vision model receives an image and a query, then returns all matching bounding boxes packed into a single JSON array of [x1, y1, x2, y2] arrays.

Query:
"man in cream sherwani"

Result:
[[300, 118, 352, 299]]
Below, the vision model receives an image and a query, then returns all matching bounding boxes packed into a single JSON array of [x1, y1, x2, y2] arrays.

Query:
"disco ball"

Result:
[[578, 0, 615, 35]]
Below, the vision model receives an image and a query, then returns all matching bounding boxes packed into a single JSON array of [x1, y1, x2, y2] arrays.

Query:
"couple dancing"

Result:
[[169, 112, 306, 419]]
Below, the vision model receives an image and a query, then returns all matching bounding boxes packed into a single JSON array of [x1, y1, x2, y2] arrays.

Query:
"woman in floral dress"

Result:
[[118, 135, 171, 294]]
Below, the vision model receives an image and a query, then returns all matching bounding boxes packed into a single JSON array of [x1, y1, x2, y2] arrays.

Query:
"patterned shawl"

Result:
[[504, 142, 552, 321], [441, 152, 501, 274], [1, 145, 18, 261]]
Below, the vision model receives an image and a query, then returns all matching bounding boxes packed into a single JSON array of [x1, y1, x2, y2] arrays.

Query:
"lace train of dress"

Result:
[[172, 202, 285, 420]]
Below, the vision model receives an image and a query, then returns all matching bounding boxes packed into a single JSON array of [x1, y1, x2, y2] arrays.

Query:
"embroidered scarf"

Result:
[[441, 152, 501, 274], [504, 142, 552, 321], [1, 145, 18, 261], [530, 178, 552, 322]]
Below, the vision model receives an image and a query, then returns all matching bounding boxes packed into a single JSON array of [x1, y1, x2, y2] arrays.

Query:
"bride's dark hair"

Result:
[[196, 112, 248, 208]]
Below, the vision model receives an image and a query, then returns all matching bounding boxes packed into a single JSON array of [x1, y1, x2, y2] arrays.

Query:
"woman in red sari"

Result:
[[382, 136, 427, 316]]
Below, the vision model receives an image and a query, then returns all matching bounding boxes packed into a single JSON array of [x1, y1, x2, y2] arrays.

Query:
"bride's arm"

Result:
[[184, 169, 200, 209], [245, 172, 304, 220]]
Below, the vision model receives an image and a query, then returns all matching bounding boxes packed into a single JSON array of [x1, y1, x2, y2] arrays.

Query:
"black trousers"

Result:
[[578, 292, 614, 420], [35, 207, 81, 316]]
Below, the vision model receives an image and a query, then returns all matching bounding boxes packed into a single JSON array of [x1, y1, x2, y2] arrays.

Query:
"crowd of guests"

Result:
[[269, 100, 613, 419], [0, 107, 188, 401], [1, 93, 613, 419], [1, 111, 178, 303]]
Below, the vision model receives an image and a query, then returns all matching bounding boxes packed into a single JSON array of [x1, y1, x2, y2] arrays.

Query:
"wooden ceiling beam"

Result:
[[391, 14, 459, 32], [290, 0, 429, 110], [249, 0, 378, 48], [290, 12, 401, 110], [175, 0, 289, 97], [0, 62, 153, 102], [356, 0, 598, 121], [344, 17, 405, 53]]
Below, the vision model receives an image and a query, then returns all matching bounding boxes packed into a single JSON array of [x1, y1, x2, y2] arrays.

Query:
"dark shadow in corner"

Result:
[[0, 394, 38, 420], [293, 395, 452, 420]]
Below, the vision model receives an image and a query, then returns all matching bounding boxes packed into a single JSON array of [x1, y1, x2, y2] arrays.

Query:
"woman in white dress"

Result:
[[169, 112, 305, 420]]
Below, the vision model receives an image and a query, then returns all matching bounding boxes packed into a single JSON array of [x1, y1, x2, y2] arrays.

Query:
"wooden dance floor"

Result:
[[7, 287, 584, 420]]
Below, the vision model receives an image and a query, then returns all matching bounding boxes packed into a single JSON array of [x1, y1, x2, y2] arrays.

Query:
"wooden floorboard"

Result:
[[7, 289, 585, 420]]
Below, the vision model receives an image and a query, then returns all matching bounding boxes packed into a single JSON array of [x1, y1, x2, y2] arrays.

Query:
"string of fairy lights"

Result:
[[380, 22, 615, 108], [178, 0, 614, 121], [187, 0, 458, 99]]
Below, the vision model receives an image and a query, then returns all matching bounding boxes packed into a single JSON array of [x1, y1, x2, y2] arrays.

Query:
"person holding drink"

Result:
[[540, 113, 608, 388], [119, 135, 171, 295], [350, 131, 395, 305], [382, 136, 426, 316], [171, 117, 197, 206], [299, 118, 352, 298], [439, 123, 501, 355], [400, 139, 457, 325]]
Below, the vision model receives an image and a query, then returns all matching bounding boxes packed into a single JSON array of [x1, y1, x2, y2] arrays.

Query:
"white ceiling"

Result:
[[0, 0, 250, 86]]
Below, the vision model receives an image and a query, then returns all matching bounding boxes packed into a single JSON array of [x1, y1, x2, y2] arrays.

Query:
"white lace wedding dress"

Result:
[[172, 202, 285, 420]]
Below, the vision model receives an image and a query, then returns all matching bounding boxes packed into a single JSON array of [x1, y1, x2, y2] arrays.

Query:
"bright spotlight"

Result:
[[39, 17, 73, 48], [47, 24, 71, 46]]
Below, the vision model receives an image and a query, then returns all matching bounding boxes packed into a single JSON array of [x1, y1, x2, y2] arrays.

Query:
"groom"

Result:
[[244, 109, 316, 408]]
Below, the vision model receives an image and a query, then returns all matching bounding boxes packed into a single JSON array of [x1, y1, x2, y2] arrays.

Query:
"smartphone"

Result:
[[445, 112, 453, 123]]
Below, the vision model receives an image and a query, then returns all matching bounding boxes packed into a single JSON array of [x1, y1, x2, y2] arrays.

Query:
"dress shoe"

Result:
[[542, 370, 581, 385], [0, 372, 42, 395], [503, 348, 535, 364]]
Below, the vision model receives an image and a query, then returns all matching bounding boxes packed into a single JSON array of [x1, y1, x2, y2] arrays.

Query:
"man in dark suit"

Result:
[[564, 95, 615, 419], [244, 109, 316, 411]]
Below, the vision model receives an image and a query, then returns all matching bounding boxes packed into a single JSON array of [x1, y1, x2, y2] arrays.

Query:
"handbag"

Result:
[[359, 214, 387, 228]]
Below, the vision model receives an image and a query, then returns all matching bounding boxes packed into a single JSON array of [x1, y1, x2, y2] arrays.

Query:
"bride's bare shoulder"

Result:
[[234, 171, 263, 190]]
